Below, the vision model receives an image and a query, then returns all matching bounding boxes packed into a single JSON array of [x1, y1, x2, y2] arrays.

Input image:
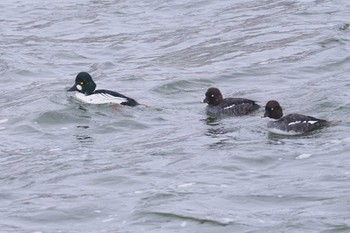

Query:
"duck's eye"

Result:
[[211, 94, 214, 97], [80, 82, 84, 85]]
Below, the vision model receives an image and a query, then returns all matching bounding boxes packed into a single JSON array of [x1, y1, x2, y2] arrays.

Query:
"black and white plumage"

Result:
[[203, 87, 260, 117], [68, 72, 139, 106], [263, 100, 329, 135]]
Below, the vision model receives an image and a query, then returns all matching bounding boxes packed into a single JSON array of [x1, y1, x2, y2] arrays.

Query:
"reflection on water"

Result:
[[75, 125, 94, 145], [76, 125, 89, 129], [75, 134, 94, 144], [203, 116, 221, 126], [206, 127, 238, 137]]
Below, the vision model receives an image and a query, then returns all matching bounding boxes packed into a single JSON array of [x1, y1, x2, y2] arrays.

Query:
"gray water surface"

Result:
[[1, 0, 350, 232]]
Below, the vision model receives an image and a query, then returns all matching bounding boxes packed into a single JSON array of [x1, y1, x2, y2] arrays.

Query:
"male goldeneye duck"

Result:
[[67, 72, 139, 106], [263, 100, 329, 135], [203, 87, 260, 116]]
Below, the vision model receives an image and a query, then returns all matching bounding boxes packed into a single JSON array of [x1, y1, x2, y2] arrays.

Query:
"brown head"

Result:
[[263, 100, 283, 119], [203, 87, 223, 106]]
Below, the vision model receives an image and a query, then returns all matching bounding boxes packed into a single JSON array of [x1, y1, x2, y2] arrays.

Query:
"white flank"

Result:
[[223, 104, 235, 110], [288, 121, 301, 126], [75, 92, 127, 104], [267, 127, 302, 136], [288, 120, 318, 126], [307, 120, 318, 124]]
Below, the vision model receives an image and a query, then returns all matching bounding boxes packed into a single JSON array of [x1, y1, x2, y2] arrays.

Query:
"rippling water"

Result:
[[1, 0, 350, 232]]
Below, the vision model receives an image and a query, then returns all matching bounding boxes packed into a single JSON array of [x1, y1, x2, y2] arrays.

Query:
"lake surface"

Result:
[[1, 0, 350, 232]]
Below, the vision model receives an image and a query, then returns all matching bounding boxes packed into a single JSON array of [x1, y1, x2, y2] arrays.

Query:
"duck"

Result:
[[263, 100, 330, 135], [68, 72, 139, 106], [203, 87, 260, 116]]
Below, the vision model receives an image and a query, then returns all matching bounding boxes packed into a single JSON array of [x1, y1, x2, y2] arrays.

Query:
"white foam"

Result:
[[102, 218, 114, 223], [296, 154, 312, 160], [177, 183, 195, 188], [0, 119, 8, 124], [48, 148, 61, 152]]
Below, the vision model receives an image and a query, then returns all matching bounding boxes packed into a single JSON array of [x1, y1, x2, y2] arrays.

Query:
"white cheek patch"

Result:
[[76, 85, 82, 91]]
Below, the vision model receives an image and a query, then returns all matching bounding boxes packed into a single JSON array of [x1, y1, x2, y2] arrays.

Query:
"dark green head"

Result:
[[68, 72, 96, 95]]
